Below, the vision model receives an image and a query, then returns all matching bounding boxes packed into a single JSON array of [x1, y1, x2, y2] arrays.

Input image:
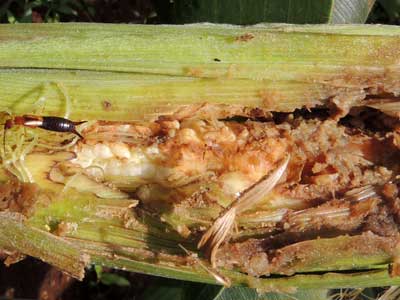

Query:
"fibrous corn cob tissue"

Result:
[[1, 23, 400, 291]]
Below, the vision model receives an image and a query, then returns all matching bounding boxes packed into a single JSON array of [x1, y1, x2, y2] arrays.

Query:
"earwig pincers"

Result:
[[3, 115, 86, 154]]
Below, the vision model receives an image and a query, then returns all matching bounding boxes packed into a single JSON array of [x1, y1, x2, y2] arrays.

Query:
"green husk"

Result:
[[0, 69, 336, 121], [0, 23, 400, 119], [1, 23, 400, 291], [0, 23, 399, 80]]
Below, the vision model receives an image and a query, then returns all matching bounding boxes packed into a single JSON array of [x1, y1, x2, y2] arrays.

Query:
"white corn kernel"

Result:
[[146, 144, 160, 156], [124, 162, 143, 177], [105, 159, 122, 176], [111, 142, 131, 159], [178, 128, 201, 144], [93, 144, 113, 159]]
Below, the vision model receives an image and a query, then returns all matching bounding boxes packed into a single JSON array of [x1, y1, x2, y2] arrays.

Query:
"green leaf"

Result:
[[215, 287, 258, 300], [213, 287, 329, 300], [0, 0, 13, 19], [142, 279, 225, 300], [99, 273, 131, 287], [18, 8, 33, 23], [378, 0, 400, 22], [141, 280, 200, 300], [56, 3, 78, 16], [93, 265, 131, 287], [329, 0, 376, 23], [26, 0, 46, 9], [6, 11, 16, 23], [94, 264, 103, 279], [157, 0, 376, 24], [141, 278, 330, 300]]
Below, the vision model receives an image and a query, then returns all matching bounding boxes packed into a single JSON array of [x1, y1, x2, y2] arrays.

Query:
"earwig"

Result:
[[3, 115, 85, 154]]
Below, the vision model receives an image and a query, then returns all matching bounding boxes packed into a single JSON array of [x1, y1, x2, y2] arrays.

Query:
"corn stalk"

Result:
[[1, 23, 400, 292]]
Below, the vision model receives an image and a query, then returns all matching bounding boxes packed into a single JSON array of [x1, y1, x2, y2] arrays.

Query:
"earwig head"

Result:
[[14, 116, 28, 126]]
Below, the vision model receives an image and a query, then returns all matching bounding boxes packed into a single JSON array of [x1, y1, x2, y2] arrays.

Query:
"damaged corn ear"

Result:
[[2, 23, 400, 291]]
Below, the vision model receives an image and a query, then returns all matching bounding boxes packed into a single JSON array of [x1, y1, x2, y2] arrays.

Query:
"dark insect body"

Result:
[[3, 115, 85, 154], [38, 116, 85, 138]]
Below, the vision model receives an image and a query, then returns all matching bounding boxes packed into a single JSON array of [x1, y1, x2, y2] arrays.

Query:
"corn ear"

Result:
[[0, 23, 400, 292]]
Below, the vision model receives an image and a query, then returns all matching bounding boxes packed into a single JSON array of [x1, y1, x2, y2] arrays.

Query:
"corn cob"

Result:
[[0, 23, 400, 292]]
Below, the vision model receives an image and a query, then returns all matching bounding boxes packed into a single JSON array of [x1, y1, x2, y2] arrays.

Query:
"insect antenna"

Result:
[[3, 123, 6, 158], [1, 112, 12, 158], [55, 82, 71, 119]]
